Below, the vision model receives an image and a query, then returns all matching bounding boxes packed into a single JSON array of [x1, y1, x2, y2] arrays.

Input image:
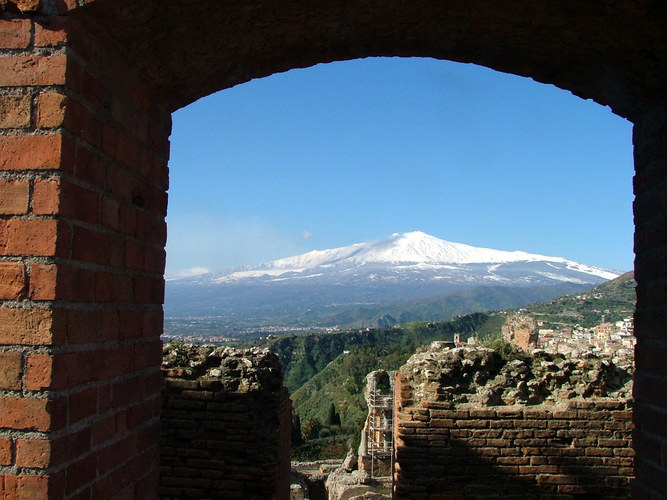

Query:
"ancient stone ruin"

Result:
[[160, 344, 291, 499], [158, 342, 631, 498], [393, 342, 634, 498], [502, 314, 538, 350]]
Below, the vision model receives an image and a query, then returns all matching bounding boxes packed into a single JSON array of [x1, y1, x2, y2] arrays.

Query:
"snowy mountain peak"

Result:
[[191, 231, 620, 284], [341, 231, 560, 266]]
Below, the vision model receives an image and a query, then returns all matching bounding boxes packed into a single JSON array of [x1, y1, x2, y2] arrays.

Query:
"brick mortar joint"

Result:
[[0, 46, 66, 58], [5, 254, 165, 278], [0, 171, 60, 182], [0, 336, 162, 357], [0, 299, 162, 312], [0, 128, 63, 137], [0, 389, 50, 399], [0, 300, 53, 309], [0, 85, 66, 96]]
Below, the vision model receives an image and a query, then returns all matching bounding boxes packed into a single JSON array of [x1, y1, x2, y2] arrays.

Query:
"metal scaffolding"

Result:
[[365, 373, 394, 478]]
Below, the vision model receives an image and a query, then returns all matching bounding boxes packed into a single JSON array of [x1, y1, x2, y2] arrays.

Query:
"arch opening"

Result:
[[161, 57, 637, 497]]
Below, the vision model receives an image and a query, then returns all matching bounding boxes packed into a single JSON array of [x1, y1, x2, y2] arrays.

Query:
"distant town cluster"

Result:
[[162, 323, 341, 344], [535, 316, 635, 358]]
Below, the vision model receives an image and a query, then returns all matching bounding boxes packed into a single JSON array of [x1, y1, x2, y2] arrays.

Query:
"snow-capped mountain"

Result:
[[178, 231, 618, 285], [164, 232, 621, 325]]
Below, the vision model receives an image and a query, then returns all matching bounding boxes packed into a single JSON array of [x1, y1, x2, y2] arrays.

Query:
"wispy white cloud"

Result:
[[165, 266, 210, 280], [165, 213, 310, 276], [302, 230, 314, 239]]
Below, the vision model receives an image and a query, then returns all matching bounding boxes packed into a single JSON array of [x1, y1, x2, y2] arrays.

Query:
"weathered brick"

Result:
[[34, 17, 69, 46], [28, 263, 57, 301], [34, 177, 100, 224], [0, 94, 31, 128], [15, 438, 51, 468], [0, 262, 26, 299], [0, 397, 51, 431], [0, 437, 12, 466], [0, 134, 63, 170], [1, 474, 50, 499], [36, 92, 66, 128], [598, 438, 629, 447], [496, 408, 523, 418], [0, 54, 67, 86], [0, 19, 31, 49], [0, 179, 29, 214], [25, 352, 53, 390], [69, 387, 98, 424], [0, 351, 22, 390], [0, 308, 59, 345], [0, 219, 59, 256], [455, 419, 488, 428], [468, 409, 496, 418], [67, 308, 100, 344], [536, 474, 574, 485], [66, 453, 98, 495], [71, 225, 114, 265]]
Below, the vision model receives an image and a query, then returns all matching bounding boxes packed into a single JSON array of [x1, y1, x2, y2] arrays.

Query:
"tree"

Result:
[[302, 419, 322, 440], [291, 413, 303, 445], [327, 403, 341, 427]]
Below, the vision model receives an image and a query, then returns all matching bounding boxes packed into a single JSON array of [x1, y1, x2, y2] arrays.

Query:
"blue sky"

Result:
[[165, 57, 634, 279]]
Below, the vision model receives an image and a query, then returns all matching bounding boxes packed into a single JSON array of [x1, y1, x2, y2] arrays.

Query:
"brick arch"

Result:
[[0, 1, 665, 498], [68, 0, 665, 119]]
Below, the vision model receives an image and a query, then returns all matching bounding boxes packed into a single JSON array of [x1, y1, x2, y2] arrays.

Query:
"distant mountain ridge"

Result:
[[164, 232, 621, 331]]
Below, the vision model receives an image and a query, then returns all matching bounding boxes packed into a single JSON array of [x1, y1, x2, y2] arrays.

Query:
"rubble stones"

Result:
[[162, 342, 283, 392], [399, 342, 633, 406]]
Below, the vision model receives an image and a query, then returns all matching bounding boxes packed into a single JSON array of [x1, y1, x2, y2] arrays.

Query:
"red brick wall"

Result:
[[394, 373, 634, 498], [631, 102, 667, 498], [0, 8, 170, 498], [160, 375, 291, 499]]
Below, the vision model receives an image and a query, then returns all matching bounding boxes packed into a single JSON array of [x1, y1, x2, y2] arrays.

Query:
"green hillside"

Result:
[[312, 282, 592, 329], [516, 271, 635, 328], [249, 312, 491, 392]]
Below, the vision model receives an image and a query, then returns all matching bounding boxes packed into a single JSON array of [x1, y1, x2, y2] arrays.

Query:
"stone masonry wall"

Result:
[[393, 344, 634, 499], [160, 345, 291, 500]]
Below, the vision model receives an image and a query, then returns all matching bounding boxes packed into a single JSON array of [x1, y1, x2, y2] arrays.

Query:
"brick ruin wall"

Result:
[[393, 344, 634, 499], [160, 345, 291, 500], [502, 314, 538, 350]]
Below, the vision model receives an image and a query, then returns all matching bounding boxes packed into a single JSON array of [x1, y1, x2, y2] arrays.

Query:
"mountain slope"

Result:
[[315, 282, 593, 329], [516, 270, 635, 327]]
